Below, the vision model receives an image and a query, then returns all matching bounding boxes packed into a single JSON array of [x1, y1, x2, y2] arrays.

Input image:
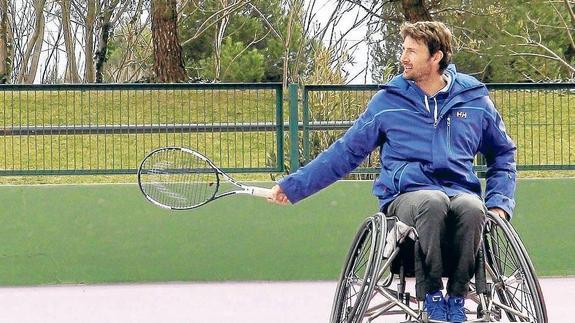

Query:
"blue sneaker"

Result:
[[424, 291, 448, 321], [447, 295, 467, 322]]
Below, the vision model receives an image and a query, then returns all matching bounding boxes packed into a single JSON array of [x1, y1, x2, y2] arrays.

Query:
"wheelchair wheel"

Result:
[[483, 212, 548, 323], [330, 213, 386, 323]]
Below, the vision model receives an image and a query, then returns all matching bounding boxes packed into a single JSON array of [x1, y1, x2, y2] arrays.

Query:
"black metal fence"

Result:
[[299, 83, 575, 173], [0, 82, 573, 176], [0, 83, 284, 175]]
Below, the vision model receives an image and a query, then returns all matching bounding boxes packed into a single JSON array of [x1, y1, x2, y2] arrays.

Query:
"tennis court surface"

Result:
[[0, 278, 571, 322]]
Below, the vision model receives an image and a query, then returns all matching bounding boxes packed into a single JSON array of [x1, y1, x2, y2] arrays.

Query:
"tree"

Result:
[[178, 0, 284, 82], [94, 0, 138, 83], [198, 36, 265, 81], [0, 0, 12, 83], [59, 0, 80, 82], [503, 0, 575, 79], [15, 0, 45, 83], [365, 0, 575, 82], [399, 0, 432, 22], [95, 0, 119, 83], [150, 0, 186, 82], [83, 0, 97, 82], [104, 1, 152, 83]]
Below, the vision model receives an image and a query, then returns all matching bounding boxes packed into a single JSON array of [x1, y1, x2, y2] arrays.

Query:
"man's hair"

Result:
[[400, 21, 452, 72]]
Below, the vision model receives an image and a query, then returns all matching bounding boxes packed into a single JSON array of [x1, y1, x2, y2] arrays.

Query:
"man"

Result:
[[269, 21, 516, 322]]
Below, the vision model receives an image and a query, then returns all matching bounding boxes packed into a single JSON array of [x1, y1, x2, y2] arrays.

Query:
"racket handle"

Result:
[[249, 186, 273, 199]]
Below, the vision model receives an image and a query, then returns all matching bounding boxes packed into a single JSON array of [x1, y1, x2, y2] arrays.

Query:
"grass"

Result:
[[0, 87, 283, 181], [491, 90, 575, 167], [0, 89, 279, 125], [0, 132, 277, 172]]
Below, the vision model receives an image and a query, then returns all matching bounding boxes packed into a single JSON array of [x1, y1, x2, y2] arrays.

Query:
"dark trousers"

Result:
[[386, 190, 486, 297]]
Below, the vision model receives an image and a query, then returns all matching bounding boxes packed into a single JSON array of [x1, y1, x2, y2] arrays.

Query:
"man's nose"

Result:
[[400, 52, 408, 63]]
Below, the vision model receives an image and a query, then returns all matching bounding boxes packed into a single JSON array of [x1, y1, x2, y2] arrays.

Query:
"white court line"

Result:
[[0, 278, 571, 323]]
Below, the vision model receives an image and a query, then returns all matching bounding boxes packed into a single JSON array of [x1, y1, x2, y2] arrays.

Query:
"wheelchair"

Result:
[[330, 211, 547, 323]]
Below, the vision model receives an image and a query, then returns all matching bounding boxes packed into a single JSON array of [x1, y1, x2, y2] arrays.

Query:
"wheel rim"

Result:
[[331, 215, 385, 323], [484, 215, 546, 322]]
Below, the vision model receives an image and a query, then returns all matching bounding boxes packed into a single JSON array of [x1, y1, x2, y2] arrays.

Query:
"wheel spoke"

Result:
[[484, 215, 545, 322], [330, 214, 385, 323]]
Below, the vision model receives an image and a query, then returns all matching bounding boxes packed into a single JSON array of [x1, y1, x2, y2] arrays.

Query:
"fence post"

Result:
[[288, 84, 300, 173], [275, 84, 285, 172]]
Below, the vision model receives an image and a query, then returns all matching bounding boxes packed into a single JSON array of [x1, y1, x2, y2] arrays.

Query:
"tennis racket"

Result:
[[137, 147, 273, 210]]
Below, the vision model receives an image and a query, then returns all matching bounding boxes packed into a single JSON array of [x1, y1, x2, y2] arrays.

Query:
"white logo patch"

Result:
[[456, 111, 467, 119]]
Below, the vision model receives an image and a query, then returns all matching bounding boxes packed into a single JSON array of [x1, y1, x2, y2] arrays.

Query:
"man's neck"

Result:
[[416, 73, 447, 96]]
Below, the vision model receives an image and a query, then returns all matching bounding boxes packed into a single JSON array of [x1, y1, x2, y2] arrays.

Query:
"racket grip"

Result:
[[250, 186, 273, 199]]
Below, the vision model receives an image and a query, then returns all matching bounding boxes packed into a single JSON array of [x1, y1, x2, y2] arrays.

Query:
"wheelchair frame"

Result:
[[330, 211, 547, 323]]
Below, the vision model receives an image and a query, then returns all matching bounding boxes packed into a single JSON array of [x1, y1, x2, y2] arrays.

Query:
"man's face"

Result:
[[400, 36, 439, 82]]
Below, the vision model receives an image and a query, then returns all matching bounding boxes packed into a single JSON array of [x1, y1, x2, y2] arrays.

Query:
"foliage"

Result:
[[301, 42, 347, 85], [442, 0, 574, 82], [178, 0, 306, 82], [197, 37, 265, 82], [370, 3, 404, 83], [371, 0, 575, 82], [106, 24, 155, 82]]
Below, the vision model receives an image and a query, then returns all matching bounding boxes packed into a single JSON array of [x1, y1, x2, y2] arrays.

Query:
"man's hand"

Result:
[[268, 184, 289, 205], [488, 207, 509, 221]]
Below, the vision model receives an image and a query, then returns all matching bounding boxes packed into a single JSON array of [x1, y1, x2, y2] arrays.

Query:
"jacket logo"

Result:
[[456, 111, 467, 119]]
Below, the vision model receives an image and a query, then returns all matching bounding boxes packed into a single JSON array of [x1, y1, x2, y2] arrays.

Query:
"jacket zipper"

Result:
[[427, 96, 439, 127], [447, 117, 452, 153]]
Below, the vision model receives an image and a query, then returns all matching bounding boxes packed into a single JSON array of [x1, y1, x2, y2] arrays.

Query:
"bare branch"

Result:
[[17, 0, 46, 83], [247, 3, 283, 41], [222, 29, 270, 79], [565, 0, 575, 27], [430, 6, 504, 17], [552, 0, 575, 50], [344, 0, 389, 19], [181, 0, 249, 46], [509, 51, 562, 61], [506, 30, 575, 73]]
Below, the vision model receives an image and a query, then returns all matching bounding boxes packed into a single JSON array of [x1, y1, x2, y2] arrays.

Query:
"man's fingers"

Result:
[[268, 185, 289, 205], [488, 207, 509, 221]]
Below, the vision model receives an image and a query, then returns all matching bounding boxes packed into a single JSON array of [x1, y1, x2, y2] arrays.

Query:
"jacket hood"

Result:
[[382, 64, 488, 97]]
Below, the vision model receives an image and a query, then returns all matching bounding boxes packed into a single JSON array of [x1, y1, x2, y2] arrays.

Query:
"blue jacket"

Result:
[[279, 65, 517, 217]]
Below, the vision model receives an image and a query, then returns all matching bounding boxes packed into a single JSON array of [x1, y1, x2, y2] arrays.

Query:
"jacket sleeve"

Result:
[[278, 92, 387, 203], [479, 98, 517, 218]]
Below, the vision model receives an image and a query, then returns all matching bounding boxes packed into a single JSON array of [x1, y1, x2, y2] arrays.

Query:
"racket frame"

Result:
[[137, 146, 272, 210]]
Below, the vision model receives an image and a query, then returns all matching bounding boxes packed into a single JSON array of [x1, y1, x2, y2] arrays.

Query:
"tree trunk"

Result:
[[151, 0, 187, 82], [214, 0, 232, 81], [17, 0, 46, 84], [59, 0, 80, 83], [0, 0, 11, 83], [95, 1, 114, 83], [26, 20, 44, 84], [84, 0, 96, 82], [400, 0, 432, 22]]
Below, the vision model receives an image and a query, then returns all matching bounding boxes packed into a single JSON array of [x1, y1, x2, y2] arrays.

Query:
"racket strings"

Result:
[[141, 149, 218, 209]]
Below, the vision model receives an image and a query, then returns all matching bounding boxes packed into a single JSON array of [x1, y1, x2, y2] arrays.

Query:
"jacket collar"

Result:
[[380, 64, 488, 115]]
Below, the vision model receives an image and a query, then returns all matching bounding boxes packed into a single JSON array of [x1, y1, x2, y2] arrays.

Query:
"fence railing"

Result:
[[487, 83, 574, 171], [298, 83, 575, 173], [0, 82, 574, 176], [0, 83, 284, 175]]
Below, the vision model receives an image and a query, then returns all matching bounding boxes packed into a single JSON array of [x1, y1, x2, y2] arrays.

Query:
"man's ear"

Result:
[[432, 51, 444, 65]]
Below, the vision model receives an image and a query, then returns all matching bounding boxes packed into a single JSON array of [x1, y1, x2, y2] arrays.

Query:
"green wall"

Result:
[[0, 179, 573, 286]]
